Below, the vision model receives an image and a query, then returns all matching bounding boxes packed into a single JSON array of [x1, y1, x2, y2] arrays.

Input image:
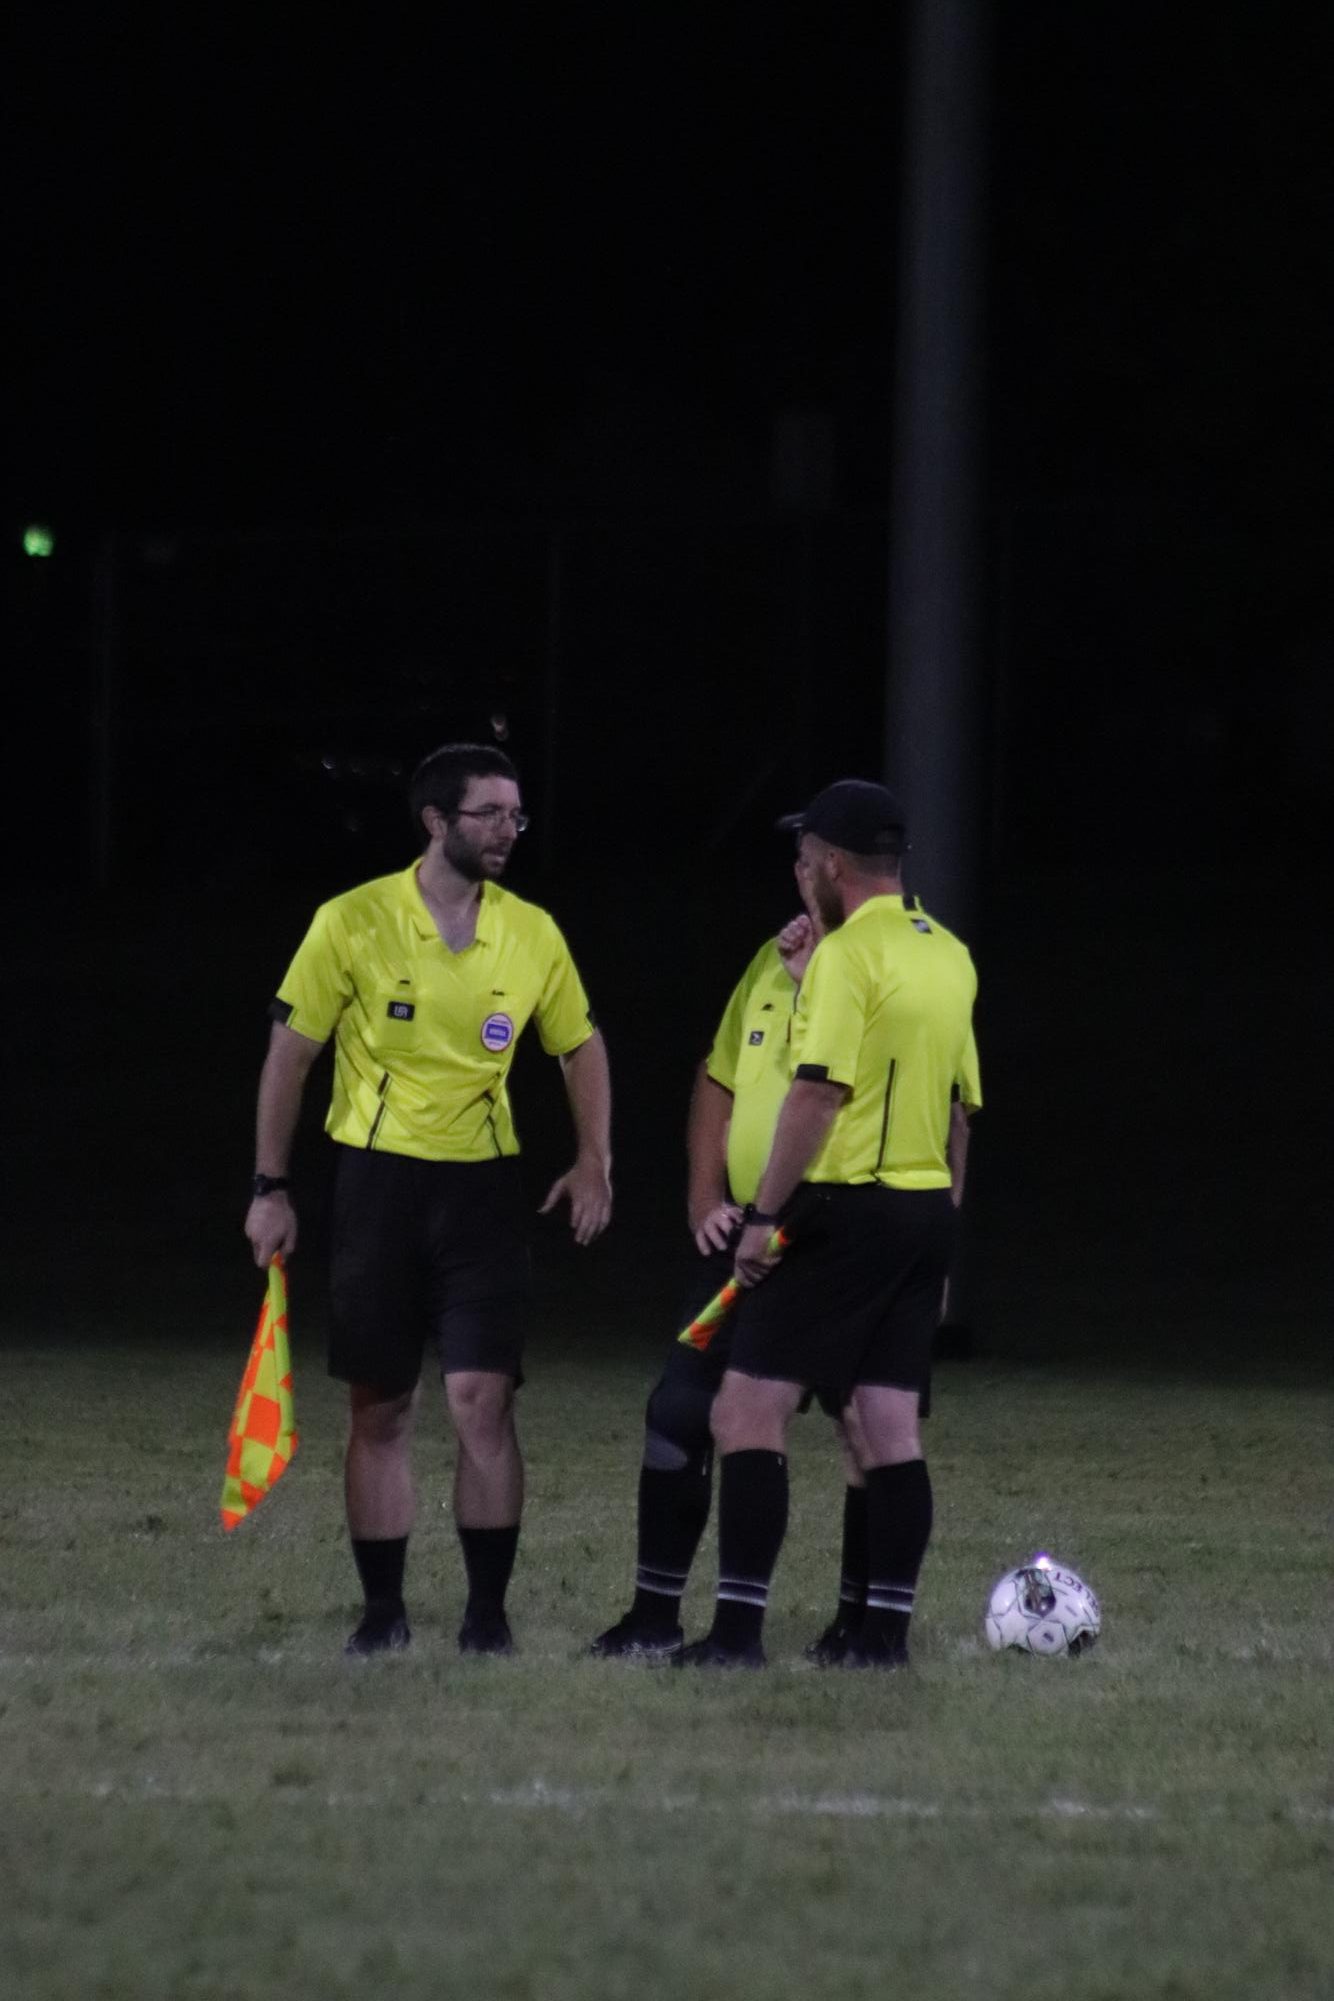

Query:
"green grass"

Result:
[[2, 1318, 1330, 2001]]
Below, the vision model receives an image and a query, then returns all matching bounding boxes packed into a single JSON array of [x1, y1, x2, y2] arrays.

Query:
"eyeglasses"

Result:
[[453, 806, 530, 833]]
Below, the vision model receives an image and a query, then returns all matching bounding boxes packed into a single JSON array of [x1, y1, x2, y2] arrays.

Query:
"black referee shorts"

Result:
[[328, 1147, 532, 1396], [649, 1230, 922, 1431], [728, 1183, 955, 1408]]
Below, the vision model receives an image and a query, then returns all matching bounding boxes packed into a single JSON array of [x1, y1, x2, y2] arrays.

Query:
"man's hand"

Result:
[[776, 912, 816, 982], [245, 1192, 297, 1268], [690, 1199, 742, 1256], [540, 1158, 613, 1246], [733, 1219, 782, 1288]]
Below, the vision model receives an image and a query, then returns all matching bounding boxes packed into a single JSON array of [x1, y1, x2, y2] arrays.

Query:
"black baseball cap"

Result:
[[776, 779, 907, 854]]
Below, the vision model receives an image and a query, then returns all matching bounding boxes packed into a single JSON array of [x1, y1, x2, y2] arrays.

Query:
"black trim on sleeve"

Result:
[[267, 998, 294, 1025], [795, 1062, 832, 1082]]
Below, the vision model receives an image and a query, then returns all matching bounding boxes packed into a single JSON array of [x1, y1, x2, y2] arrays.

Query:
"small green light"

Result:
[[23, 524, 55, 558]]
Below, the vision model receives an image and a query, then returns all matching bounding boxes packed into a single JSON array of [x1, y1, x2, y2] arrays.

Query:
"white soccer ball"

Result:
[[984, 1554, 1101, 1657]]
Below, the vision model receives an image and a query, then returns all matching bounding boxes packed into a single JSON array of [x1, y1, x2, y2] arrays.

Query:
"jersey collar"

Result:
[[403, 862, 499, 945], [843, 891, 917, 928]]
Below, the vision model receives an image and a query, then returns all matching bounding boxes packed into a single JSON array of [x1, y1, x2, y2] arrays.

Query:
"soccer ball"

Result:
[[984, 1555, 1101, 1657]]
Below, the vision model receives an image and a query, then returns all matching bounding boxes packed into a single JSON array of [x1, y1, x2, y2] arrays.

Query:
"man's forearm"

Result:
[[255, 1029, 323, 1174], [560, 1032, 612, 1167], [947, 1102, 972, 1208], [686, 1065, 732, 1216], [752, 1079, 845, 1216]]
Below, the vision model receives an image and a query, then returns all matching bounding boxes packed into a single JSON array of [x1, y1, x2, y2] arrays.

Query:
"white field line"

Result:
[[5, 1773, 1332, 1826], [2, 1636, 1331, 1672]]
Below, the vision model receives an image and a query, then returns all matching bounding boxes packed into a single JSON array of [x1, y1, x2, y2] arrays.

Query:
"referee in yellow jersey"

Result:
[[244, 744, 612, 1657], [680, 780, 980, 1670]]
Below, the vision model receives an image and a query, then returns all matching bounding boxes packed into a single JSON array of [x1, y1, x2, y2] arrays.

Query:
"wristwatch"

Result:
[[741, 1203, 779, 1227], [251, 1174, 291, 1199]]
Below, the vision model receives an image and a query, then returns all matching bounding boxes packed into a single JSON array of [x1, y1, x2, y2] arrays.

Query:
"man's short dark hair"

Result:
[[841, 833, 905, 868], [408, 743, 520, 837]]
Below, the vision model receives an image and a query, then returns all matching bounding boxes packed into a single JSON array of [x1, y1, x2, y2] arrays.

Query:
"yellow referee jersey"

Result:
[[272, 863, 595, 1161], [793, 894, 980, 1190], [704, 939, 798, 1206]]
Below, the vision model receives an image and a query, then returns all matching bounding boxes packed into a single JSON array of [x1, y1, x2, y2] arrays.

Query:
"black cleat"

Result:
[[805, 1619, 861, 1667], [458, 1610, 514, 1656], [841, 1636, 909, 1671], [588, 1614, 684, 1661], [345, 1612, 411, 1657], [675, 1635, 765, 1671]]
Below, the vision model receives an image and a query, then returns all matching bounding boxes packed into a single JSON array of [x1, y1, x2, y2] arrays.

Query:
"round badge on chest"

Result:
[[480, 1011, 515, 1052]]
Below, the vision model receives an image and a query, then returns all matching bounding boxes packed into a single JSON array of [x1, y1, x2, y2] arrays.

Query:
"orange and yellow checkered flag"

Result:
[[221, 1257, 298, 1532], [677, 1228, 790, 1351]]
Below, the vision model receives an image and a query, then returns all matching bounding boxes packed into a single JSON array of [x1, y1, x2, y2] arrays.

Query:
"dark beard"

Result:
[[813, 877, 844, 930], [442, 830, 495, 882]]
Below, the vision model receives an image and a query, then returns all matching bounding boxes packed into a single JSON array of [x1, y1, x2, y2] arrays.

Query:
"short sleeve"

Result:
[[705, 941, 772, 1092], [271, 902, 352, 1044], [955, 1025, 983, 1110], [792, 935, 865, 1087], [534, 919, 595, 1057]]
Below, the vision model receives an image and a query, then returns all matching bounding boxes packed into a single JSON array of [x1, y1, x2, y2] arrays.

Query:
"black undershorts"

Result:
[[328, 1147, 532, 1396]]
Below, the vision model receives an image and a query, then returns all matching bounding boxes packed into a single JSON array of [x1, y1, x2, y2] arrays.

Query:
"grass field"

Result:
[[3, 1298, 1329, 2001], [4, 864, 1328, 1997]]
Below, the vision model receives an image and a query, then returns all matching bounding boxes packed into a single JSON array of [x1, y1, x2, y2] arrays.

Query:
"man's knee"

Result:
[[644, 1372, 715, 1471], [849, 1385, 921, 1467], [349, 1383, 417, 1448], [710, 1372, 799, 1453], [831, 1411, 866, 1485], [446, 1371, 515, 1449]]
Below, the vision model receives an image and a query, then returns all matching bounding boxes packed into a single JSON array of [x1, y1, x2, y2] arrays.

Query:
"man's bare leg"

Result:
[[679, 1371, 804, 1667], [844, 1383, 929, 1666], [445, 1370, 523, 1653], [344, 1383, 419, 1654], [807, 1408, 872, 1663]]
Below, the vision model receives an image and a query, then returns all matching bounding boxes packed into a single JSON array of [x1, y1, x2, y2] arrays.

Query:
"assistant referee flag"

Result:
[[221, 1258, 298, 1531]]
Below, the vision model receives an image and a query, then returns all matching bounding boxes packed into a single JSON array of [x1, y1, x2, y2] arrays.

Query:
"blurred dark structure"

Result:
[[70, 512, 889, 892], [5, 6, 1331, 1378]]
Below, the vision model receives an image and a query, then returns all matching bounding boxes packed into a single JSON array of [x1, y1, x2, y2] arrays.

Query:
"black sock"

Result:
[[862, 1459, 933, 1651], [834, 1484, 869, 1630], [352, 1536, 408, 1621], [711, 1450, 788, 1651], [629, 1458, 712, 1631], [457, 1524, 520, 1619]]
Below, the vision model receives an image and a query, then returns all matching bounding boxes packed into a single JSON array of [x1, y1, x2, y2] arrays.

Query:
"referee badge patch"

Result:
[[387, 1000, 416, 1021], [480, 1011, 515, 1052], [748, 1029, 765, 1045], [912, 918, 932, 933]]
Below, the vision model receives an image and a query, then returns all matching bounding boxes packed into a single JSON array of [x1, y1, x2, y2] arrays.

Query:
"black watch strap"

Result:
[[742, 1202, 779, 1227], [252, 1174, 291, 1199]]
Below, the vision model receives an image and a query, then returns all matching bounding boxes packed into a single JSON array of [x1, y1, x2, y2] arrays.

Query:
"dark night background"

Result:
[[5, 5, 1330, 1370]]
